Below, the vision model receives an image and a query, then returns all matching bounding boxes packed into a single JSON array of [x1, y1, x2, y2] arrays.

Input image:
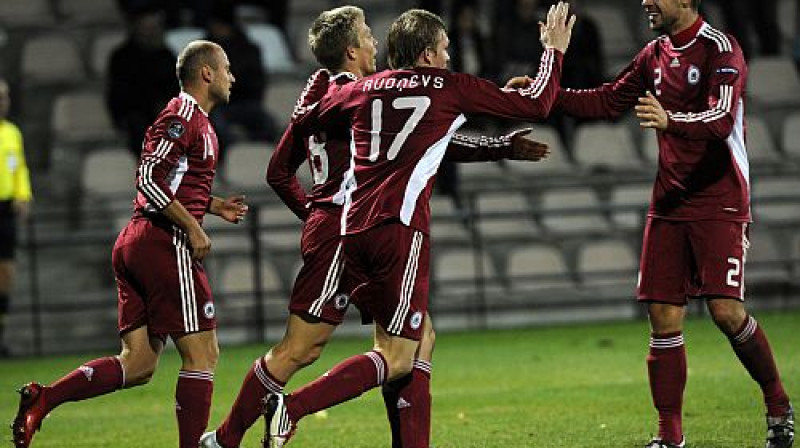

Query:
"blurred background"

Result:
[[1, 0, 799, 357]]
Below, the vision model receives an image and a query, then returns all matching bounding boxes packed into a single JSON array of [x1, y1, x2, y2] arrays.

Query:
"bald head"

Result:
[[176, 40, 223, 88]]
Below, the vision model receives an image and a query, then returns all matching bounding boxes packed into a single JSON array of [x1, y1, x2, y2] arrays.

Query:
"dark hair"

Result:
[[387, 9, 446, 69], [308, 6, 364, 71], [175, 40, 220, 87]]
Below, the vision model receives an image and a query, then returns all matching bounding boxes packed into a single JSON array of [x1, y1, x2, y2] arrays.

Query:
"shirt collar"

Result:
[[669, 16, 704, 49], [179, 91, 208, 116]]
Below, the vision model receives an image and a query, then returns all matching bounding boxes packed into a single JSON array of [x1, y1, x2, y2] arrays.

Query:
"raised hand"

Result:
[[539, 1, 577, 53], [506, 128, 551, 161], [504, 75, 535, 90]]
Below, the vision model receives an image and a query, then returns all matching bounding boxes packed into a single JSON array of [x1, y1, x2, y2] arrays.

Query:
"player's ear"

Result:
[[345, 45, 357, 62], [201, 64, 213, 83]]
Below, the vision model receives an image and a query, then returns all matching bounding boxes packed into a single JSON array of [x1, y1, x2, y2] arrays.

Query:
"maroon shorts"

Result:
[[288, 207, 359, 325], [637, 218, 749, 304], [113, 218, 216, 339], [343, 221, 429, 340]]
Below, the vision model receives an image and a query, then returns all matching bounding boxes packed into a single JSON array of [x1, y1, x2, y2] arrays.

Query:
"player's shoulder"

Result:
[[695, 22, 740, 55], [154, 93, 205, 140], [0, 119, 22, 139]]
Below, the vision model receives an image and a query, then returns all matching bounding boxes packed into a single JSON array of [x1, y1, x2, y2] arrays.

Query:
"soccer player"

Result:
[[260, 4, 575, 447], [509, 0, 795, 446], [11, 40, 248, 448], [199, 7, 551, 448], [0, 78, 33, 358]]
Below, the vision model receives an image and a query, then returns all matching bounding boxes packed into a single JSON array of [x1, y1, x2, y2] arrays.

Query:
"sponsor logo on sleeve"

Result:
[[167, 120, 185, 139], [716, 67, 739, 75]]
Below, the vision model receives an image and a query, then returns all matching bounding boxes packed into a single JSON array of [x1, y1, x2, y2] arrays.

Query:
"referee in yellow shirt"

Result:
[[0, 79, 32, 357]]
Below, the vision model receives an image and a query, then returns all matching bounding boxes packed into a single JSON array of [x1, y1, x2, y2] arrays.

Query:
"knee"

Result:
[[709, 301, 746, 335], [181, 342, 220, 372], [384, 352, 415, 382], [277, 340, 324, 369], [118, 354, 158, 387]]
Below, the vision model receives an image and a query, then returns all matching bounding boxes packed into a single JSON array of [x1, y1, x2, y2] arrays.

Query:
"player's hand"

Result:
[[540, 1, 577, 53], [506, 128, 550, 161], [636, 91, 668, 130], [504, 76, 534, 89], [217, 194, 249, 224], [187, 227, 212, 261]]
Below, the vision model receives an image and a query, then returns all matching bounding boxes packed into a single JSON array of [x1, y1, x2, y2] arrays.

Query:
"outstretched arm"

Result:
[[445, 128, 550, 162]]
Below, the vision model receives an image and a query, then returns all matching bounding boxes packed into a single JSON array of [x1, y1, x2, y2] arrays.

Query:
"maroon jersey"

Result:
[[302, 49, 562, 235], [558, 18, 750, 222], [134, 92, 219, 223], [268, 70, 541, 222]]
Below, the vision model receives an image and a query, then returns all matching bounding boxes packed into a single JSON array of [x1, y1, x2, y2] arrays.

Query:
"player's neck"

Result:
[[668, 13, 701, 39], [182, 87, 214, 114]]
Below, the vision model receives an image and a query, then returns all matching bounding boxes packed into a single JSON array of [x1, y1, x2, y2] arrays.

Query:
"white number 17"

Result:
[[369, 96, 431, 162]]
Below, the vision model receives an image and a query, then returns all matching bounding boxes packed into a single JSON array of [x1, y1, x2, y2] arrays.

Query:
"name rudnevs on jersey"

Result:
[[362, 74, 445, 92]]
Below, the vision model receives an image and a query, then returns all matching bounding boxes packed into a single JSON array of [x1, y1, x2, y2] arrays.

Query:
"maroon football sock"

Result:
[[729, 315, 790, 417], [394, 359, 432, 448], [43, 356, 123, 413], [217, 358, 285, 447], [175, 370, 213, 448], [287, 351, 387, 422], [647, 332, 686, 444]]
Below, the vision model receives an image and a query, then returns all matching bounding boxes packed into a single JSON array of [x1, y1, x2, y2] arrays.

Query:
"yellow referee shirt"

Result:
[[0, 119, 32, 202]]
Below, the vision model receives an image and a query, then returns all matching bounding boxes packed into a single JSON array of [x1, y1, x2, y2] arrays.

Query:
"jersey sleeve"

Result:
[[266, 69, 332, 221], [556, 45, 650, 119], [456, 48, 563, 120], [445, 132, 513, 162], [665, 50, 745, 140], [266, 123, 310, 221], [136, 113, 193, 210]]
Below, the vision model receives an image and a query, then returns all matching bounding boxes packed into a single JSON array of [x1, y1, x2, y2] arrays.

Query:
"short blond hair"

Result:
[[308, 6, 364, 71]]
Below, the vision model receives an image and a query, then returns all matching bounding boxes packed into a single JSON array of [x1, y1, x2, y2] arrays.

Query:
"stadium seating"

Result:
[[781, 112, 800, 161], [257, 202, 303, 251], [539, 186, 611, 235], [434, 247, 500, 296], [0, 0, 54, 28], [507, 242, 574, 292], [90, 30, 126, 78], [748, 56, 800, 107], [21, 33, 85, 86], [575, 238, 638, 291], [746, 230, 793, 294], [746, 115, 784, 170], [80, 148, 137, 198], [220, 257, 285, 296], [507, 125, 574, 176], [165, 27, 204, 57], [244, 24, 295, 74], [751, 176, 800, 225], [222, 141, 274, 189], [609, 182, 651, 231], [430, 195, 471, 244], [51, 90, 117, 146], [264, 78, 307, 126], [573, 122, 644, 172], [474, 190, 539, 240], [56, 0, 122, 26]]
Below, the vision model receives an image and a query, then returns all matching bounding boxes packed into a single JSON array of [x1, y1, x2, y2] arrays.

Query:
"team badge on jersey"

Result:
[[670, 57, 680, 68], [409, 311, 423, 330], [167, 120, 185, 139], [333, 293, 350, 310], [687, 65, 701, 85], [203, 302, 215, 319]]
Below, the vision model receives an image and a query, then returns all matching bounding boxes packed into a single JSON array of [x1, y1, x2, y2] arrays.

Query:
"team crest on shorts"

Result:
[[167, 120, 185, 139], [687, 65, 700, 85], [333, 293, 349, 310], [203, 302, 215, 319], [409, 311, 423, 330]]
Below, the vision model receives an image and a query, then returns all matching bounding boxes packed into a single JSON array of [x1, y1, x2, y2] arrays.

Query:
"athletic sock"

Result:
[[175, 370, 213, 448], [382, 359, 432, 448], [647, 332, 686, 444], [287, 350, 387, 423], [216, 358, 285, 447], [729, 315, 790, 417], [43, 356, 124, 413]]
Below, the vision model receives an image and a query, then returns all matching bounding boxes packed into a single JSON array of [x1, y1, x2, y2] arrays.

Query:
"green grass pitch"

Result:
[[2, 310, 798, 447]]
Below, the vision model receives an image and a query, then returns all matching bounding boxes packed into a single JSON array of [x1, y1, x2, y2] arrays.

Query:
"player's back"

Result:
[[320, 56, 560, 235]]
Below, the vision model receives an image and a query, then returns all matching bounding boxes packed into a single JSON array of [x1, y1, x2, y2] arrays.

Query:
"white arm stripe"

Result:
[[669, 85, 733, 123], [137, 139, 174, 208]]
